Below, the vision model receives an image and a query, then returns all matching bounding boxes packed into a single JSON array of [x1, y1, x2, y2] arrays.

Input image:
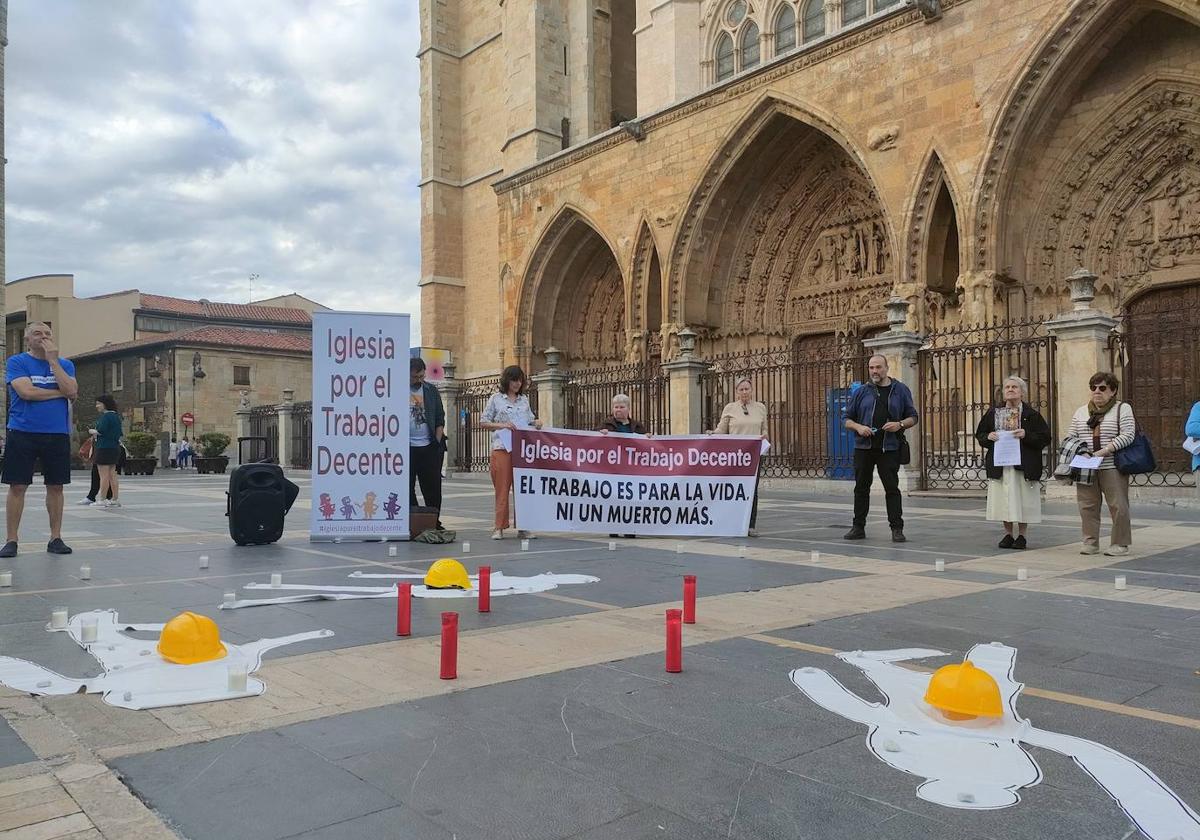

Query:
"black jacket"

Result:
[[599, 416, 647, 435], [974, 403, 1051, 481]]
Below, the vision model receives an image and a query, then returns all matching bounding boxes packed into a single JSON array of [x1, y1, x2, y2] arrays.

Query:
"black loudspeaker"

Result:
[[226, 463, 300, 546]]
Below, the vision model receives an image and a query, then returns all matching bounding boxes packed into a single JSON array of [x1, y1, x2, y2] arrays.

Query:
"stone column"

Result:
[[1044, 268, 1118, 440], [662, 327, 708, 435], [435, 362, 462, 477], [863, 298, 926, 491], [824, 0, 842, 34], [235, 391, 252, 452], [276, 388, 295, 467], [529, 347, 569, 429]]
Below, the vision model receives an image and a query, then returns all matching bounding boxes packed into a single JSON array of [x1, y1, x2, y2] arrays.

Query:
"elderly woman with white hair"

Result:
[[711, 377, 768, 537], [973, 376, 1052, 549], [599, 393, 649, 538]]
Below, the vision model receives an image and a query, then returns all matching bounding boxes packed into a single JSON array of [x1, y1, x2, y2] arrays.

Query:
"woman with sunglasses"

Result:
[[711, 378, 767, 537], [1067, 372, 1136, 556]]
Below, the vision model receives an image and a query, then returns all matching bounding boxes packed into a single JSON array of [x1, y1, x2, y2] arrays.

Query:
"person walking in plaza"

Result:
[[1187, 399, 1200, 500], [843, 354, 919, 543], [480, 365, 542, 540], [169, 436, 179, 469], [973, 376, 1051, 550], [2, 322, 78, 557], [178, 437, 191, 469], [1068, 372, 1136, 556], [80, 445, 124, 506], [409, 357, 447, 529], [599, 393, 649, 539], [711, 378, 768, 537], [88, 395, 123, 509]]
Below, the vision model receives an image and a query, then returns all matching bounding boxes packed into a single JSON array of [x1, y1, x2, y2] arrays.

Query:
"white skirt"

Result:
[[986, 467, 1042, 524]]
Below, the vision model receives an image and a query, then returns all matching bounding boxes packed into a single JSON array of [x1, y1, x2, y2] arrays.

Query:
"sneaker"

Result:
[[747, 528, 759, 538], [0, 541, 16, 559], [108, 500, 122, 508], [1104, 545, 1129, 556], [891, 529, 907, 543], [998, 534, 1015, 549], [1080, 544, 1100, 555], [76, 498, 95, 506], [517, 530, 536, 539], [1013, 535, 1027, 550], [843, 527, 866, 540], [47, 538, 72, 555], [491, 529, 503, 540]]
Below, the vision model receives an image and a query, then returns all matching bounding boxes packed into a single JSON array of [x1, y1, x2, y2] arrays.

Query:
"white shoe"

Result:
[[109, 500, 121, 508], [747, 528, 759, 538], [76, 498, 95, 506], [517, 530, 536, 539], [491, 529, 503, 540], [1104, 545, 1129, 556], [1079, 544, 1099, 555]]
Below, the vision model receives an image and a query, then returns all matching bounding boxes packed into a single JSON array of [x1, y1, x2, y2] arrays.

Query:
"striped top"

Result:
[[1067, 401, 1136, 470]]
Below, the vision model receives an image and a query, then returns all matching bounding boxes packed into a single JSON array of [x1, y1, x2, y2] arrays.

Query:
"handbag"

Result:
[[1113, 403, 1156, 475], [897, 430, 911, 465], [78, 437, 94, 462]]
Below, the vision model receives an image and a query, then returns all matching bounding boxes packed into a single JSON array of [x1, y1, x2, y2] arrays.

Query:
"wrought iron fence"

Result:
[[700, 341, 870, 478], [1108, 289, 1200, 487], [248, 405, 279, 463], [563, 362, 670, 435], [452, 376, 540, 472], [917, 320, 1056, 490], [291, 401, 312, 468]]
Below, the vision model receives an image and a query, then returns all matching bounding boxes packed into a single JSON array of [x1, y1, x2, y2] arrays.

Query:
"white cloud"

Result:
[[6, 0, 423, 341]]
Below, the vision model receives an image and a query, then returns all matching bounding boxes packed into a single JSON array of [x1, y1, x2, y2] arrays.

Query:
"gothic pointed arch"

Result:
[[971, 0, 1200, 276], [667, 94, 895, 352], [903, 149, 964, 331], [498, 264, 514, 368], [515, 206, 627, 371], [629, 221, 665, 363]]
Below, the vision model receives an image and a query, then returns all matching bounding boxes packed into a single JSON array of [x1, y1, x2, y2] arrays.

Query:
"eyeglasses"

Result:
[[742, 407, 749, 416], [1089, 385, 1110, 392]]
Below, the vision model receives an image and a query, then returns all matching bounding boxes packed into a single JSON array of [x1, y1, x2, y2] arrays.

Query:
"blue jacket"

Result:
[[844, 379, 919, 451], [1187, 400, 1200, 472]]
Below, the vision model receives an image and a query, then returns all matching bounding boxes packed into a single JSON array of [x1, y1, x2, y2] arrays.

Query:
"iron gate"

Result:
[[248, 405, 279, 463], [917, 320, 1056, 490], [563, 362, 669, 434]]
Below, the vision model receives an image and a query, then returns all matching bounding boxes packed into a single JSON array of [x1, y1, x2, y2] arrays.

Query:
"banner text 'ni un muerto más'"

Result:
[[510, 428, 763, 536]]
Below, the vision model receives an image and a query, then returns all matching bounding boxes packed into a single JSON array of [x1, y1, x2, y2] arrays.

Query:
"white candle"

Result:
[[608, 540, 617, 551], [0, 571, 10, 587], [811, 551, 820, 564], [462, 542, 471, 553], [737, 545, 746, 558], [388, 545, 398, 557], [675, 543, 683, 554], [270, 573, 282, 588], [1115, 575, 1127, 591], [934, 559, 946, 572], [521, 539, 530, 551], [227, 663, 248, 692], [1017, 568, 1028, 581], [50, 608, 69, 630], [223, 592, 237, 606], [199, 555, 209, 569], [79, 565, 91, 581], [80, 616, 98, 643]]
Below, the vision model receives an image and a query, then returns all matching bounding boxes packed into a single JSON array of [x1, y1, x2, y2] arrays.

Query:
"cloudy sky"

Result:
[[6, 0, 423, 339]]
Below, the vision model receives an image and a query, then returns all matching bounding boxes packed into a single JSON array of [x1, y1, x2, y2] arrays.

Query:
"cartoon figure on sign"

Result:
[[789, 643, 1200, 840], [362, 492, 378, 520], [339, 496, 358, 520], [0, 610, 333, 711], [383, 492, 402, 520], [318, 493, 336, 520]]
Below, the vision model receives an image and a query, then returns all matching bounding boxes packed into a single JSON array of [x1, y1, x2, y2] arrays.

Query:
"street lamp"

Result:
[[191, 353, 206, 437]]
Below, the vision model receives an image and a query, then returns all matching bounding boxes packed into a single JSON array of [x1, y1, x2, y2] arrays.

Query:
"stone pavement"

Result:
[[0, 470, 1198, 838]]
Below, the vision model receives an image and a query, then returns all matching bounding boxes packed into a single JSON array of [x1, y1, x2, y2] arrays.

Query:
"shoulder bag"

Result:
[[1113, 403, 1156, 476]]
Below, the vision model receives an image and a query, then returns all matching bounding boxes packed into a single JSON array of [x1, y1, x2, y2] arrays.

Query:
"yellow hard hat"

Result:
[[424, 558, 472, 590], [923, 660, 1003, 720], [157, 611, 227, 665]]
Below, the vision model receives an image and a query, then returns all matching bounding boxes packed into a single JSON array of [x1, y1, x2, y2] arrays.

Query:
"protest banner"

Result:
[[310, 311, 411, 541], [510, 428, 763, 537]]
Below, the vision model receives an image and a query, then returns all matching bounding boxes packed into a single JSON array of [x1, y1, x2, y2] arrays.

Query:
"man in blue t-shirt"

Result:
[[2, 322, 79, 557]]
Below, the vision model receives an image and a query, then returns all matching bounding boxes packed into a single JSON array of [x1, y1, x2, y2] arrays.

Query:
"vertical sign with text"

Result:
[[310, 311, 411, 541]]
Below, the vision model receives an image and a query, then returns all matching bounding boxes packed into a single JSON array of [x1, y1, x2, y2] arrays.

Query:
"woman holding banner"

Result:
[[600, 393, 648, 539], [481, 365, 543, 540], [711, 378, 768, 537]]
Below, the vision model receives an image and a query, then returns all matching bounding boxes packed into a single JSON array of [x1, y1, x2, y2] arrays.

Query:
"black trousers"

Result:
[[409, 442, 444, 523], [852, 448, 903, 529]]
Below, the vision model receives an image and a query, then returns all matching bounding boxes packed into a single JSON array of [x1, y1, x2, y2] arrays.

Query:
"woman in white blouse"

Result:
[[1068, 371, 1136, 556], [480, 365, 543, 540], [711, 378, 768, 537]]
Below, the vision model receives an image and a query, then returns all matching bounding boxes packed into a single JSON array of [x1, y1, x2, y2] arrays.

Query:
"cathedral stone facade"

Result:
[[419, 0, 1200, 376]]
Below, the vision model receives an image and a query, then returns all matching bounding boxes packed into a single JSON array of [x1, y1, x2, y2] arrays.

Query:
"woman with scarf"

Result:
[[1067, 372, 1136, 556]]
